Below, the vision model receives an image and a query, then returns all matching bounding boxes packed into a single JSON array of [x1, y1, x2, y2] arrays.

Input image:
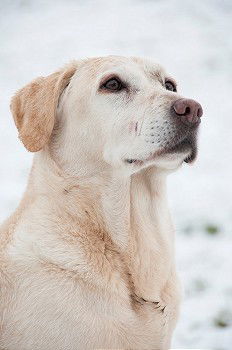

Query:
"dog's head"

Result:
[[11, 56, 203, 175]]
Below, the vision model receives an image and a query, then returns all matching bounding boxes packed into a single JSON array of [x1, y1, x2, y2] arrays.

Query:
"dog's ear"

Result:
[[10, 64, 77, 152]]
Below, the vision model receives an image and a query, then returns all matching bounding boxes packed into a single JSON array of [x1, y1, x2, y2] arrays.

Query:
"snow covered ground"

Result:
[[0, 0, 232, 348]]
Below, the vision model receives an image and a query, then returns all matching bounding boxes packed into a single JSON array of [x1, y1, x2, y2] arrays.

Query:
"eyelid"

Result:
[[165, 78, 177, 89], [100, 74, 120, 86], [99, 74, 127, 89]]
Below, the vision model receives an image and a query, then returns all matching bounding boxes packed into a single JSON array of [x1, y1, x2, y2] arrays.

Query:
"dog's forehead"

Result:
[[83, 56, 167, 82], [131, 56, 166, 79]]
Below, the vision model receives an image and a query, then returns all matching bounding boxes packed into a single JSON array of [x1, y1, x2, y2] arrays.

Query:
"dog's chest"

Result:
[[1, 255, 180, 350], [1, 201, 180, 350]]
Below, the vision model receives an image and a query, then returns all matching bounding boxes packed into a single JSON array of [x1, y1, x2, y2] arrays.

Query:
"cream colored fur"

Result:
[[0, 56, 197, 350]]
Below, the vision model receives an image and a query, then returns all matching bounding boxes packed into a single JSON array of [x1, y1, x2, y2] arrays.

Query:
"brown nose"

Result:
[[172, 98, 203, 126]]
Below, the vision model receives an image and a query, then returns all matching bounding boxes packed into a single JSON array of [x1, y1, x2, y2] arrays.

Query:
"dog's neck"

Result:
[[31, 150, 176, 300], [100, 167, 175, 300]]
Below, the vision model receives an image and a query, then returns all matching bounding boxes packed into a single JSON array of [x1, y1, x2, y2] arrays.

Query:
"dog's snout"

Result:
[[172, 98, 203, 126]]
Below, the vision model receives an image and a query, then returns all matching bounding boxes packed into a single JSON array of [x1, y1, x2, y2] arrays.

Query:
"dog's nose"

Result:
[[172, 98, 203, 126]]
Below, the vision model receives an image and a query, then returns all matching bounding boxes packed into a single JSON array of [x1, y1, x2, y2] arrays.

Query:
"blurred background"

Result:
[[0, 0, 232, 348]]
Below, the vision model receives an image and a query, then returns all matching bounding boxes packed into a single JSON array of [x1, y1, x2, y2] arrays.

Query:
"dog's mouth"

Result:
[[125, 133, 198, 165], [159, 136, 197, 164]]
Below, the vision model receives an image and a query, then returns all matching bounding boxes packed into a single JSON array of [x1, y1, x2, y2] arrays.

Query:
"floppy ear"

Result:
[[10, 64, 77, 152]]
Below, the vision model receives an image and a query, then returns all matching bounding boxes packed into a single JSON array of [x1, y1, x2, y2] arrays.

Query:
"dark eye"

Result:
[[102, 78, 123, 92], [165, 80, 176, 92]]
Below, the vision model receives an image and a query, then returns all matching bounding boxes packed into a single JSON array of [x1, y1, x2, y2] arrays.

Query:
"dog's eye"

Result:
[[165, 81, 176, 92], [102, 78, 123, 92]]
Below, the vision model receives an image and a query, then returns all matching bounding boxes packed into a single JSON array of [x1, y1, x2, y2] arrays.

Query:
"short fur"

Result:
[[0, 56, 201, 350]]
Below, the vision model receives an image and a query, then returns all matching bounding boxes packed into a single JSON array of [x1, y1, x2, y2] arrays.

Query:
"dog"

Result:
[[0, 56, 203, 350]]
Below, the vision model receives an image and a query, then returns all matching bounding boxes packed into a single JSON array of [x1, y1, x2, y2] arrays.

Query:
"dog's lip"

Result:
[[183, 146, 197, 163], [125, 137, 197, 165], [146, 138, 195, 163]]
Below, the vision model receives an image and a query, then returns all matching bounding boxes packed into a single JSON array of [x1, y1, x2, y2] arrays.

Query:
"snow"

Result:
[[0, 0, 232, 348]]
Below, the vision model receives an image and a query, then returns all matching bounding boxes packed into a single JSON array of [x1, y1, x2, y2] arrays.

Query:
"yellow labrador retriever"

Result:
[[0, 56, 203, 350]]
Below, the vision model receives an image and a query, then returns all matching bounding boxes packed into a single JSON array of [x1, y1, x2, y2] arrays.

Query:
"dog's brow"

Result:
[[148, 71, 163, 83]]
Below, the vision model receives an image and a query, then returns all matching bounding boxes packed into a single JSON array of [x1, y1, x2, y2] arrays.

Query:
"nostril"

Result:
[[184, 106, 191, 116], [172, 98, 203, 126], [173, 99, 192, 116]]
